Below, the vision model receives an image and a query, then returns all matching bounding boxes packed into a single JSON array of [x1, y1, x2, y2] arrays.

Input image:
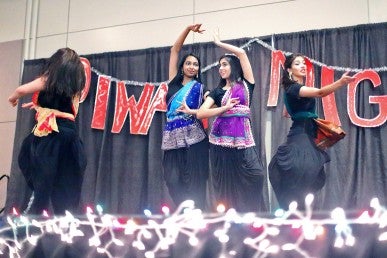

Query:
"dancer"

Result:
[[269, 53, 355, 210], [161, 24, 209, 210], [196, 31, 265, 212], [8, 47, 87, 215]]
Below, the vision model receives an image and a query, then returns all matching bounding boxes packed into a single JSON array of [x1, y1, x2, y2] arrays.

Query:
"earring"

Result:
[[288, 72, 293, 80]]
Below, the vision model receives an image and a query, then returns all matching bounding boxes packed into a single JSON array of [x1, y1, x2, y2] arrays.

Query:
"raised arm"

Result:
[[213, 30, 254, 84], [299, 71, 355, 98], [168, 24, 205, 81], [8, 76, 46, 107]]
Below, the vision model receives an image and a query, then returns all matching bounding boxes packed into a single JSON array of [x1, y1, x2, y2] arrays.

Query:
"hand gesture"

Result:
[[339, 71, 356, 85], [176, 101, 193, 115], [224, 97, 240, 111], [188, 24, 205, 34], [8, 97, 18, 107], [21, 102, 36, 109], [213, 28, 221, 45]]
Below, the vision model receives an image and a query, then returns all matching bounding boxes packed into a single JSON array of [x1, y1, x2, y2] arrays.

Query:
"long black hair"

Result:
[[282, 53, 304, 89], [41, 48, 86, 98], [217, 54, 244, 88], [168, 53, 202, 88]]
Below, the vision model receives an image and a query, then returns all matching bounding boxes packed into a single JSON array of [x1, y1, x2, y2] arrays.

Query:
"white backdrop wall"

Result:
[[0, 0, 386, 211], [1, 0, 387, 58]]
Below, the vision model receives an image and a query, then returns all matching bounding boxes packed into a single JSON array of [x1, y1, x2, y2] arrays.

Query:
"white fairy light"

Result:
[[243, 237, 254, 245], [305, 194, 314, 206], [229, 250, 237, 256], [161, 205, 170, 216], [258, 239, 270, 250], [332, 207, 355, 248], [288, 201, 298, 212], [188, 237, 199, 246], [302, 222, 316, 240], [143, 209, 152, 217], [144, 251, 155, 258], [2, 198, 387, 257], [334, 236, 344, 248], [142, 229, 153, 239], [124, 219, 137, 234], [378, 232, 387, 241], [370, 198, 380, 209], [274, 208, 285, 217], [218, 233, 230, 243], [96, 204, 104, 215], [216, 204, 226, 213], [266, 245, 280, 254]]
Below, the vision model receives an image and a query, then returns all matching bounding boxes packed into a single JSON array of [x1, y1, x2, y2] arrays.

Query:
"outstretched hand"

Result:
[[213, 28, 221, 45], [188, 24, 205, 34], [340, 71, 356, 85]]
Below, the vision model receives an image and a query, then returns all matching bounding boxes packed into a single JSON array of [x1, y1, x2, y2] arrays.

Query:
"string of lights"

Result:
[[1, 196, 387, 258]]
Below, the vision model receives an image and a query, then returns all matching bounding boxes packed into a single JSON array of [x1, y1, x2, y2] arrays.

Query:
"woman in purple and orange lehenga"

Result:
[[197, 31, 265, 212]]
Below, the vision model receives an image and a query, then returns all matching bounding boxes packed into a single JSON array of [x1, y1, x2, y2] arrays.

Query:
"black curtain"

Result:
[[5, 37, 272, 215], [5, 22, 387, 215]]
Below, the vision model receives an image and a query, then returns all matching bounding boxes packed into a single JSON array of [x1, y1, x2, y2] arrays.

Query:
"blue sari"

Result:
[[161, 80, 207, 150]]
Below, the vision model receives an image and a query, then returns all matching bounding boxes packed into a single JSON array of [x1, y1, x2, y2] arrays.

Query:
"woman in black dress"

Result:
[[161, 24, 209, 210], [8, 48, 87, 215], [269, 53, 355, 210], [197, 31, 265, 212]]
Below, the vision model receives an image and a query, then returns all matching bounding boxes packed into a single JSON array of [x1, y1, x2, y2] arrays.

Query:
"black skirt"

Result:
[[210, 144, 265, 212], [18, 118, 87, 214], [269, 119, 330, 210], [163, 139, 209, 210]]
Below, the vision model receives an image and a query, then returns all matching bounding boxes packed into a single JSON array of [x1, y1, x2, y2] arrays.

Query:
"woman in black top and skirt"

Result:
[[269, 53, 355, 210]]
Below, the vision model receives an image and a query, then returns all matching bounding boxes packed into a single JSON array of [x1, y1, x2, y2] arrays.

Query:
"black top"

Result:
[[208, 80, 255, 107], [285, 83, 318, 138], [285, 83, 316, 115], [38, 91, 73, 114]]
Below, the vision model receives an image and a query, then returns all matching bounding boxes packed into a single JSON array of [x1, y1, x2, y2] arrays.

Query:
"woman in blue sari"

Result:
[[161, 24, 209, 210]]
